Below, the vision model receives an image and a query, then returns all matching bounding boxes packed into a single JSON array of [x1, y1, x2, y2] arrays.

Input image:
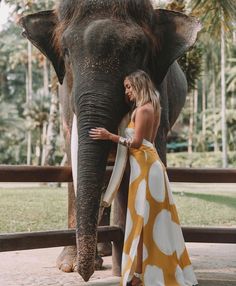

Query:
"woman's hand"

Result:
[[89, 127, 112, 140]]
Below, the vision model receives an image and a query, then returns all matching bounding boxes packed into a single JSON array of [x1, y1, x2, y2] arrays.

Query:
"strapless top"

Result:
[[125, 121, 154, 149]]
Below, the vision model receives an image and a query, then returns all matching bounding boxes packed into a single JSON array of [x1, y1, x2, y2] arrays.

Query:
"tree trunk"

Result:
[[41, 57, 50, 165], [212, 68, 219, 152], [193, 84, 198, 152], [43, 57, 49, 98], [188, 92, 194, 154], [221, 14, 228, 167], [27, 42, 32, 165], [202, 72, 206, 140], [41, 74, 59, 166], [41, 121, 48, 165]]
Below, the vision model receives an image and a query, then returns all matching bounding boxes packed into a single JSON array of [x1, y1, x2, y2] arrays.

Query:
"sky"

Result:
[[0, 0, 177, 31], [0, 0, 11, 30]]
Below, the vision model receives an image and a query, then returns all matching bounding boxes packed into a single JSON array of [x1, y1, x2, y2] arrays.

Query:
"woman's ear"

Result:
[[150, 9, 201, 84], [19, 10, 65, 84]]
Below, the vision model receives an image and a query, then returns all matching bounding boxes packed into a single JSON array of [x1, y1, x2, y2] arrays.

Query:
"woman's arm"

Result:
[[89, 107, 148, 149], [89, 128, 120, 143]]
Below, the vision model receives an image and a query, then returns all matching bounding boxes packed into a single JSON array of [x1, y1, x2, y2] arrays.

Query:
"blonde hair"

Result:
[[125, 70, 161, 122]]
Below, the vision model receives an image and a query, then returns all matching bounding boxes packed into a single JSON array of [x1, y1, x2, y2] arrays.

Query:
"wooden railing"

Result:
[[1, 165, 236, 183], [0, 165, 236, 252]]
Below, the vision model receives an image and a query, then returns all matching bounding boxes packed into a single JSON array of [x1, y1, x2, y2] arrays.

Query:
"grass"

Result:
[[0, 185, 68, 233], [0, 183, 235, 233], [176, 192, 236, 226], [172, 183, 236, 226], [167, 151, 236, 168]]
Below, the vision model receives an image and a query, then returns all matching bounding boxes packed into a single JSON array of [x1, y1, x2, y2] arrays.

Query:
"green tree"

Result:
[[0, 100, 25, 163], [189, 0, 236, 167], [0, 0, 61, 165]]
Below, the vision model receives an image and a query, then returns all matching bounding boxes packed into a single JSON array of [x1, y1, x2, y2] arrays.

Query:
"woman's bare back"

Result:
[[133, 103, 160, 143]]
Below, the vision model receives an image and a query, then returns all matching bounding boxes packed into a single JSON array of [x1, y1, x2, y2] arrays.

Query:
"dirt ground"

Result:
[[0, 243, 235, 286]]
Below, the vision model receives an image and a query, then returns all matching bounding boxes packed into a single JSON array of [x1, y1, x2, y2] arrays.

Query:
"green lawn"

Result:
[[0, 186, 68, 233], [0, 183, 235, 233], [167, 151, 236, 168], [175, 192, 236, 226], [172, 183, 236, 226]]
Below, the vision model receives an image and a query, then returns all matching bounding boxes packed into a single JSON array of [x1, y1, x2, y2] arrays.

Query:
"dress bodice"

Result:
[[124, 121, 135, 139], [125, 121, 154, 149]]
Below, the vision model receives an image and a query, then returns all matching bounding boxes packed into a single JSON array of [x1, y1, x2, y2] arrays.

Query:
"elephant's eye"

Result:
[[63, 47, 70, 58]]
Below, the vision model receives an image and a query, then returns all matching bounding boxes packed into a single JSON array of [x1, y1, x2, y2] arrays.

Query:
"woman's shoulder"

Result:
[[136, 103, 154, 114]]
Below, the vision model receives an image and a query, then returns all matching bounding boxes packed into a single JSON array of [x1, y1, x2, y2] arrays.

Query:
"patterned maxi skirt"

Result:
[[120, 140, 198, 286]]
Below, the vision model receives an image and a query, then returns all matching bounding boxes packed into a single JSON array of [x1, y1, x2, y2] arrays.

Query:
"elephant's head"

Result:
[[20, 0, 200, 281]]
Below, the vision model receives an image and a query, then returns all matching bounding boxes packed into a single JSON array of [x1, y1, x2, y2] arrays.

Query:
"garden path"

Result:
[[0, 243, 235, 286]]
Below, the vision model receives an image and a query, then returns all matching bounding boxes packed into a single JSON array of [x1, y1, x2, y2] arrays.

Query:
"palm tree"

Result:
[[227, 58, 236, 96], [41, 72, 59, 166], [26, 41, 32, 165], [189, 0, 236, 167], [220, 13, 227, 167]]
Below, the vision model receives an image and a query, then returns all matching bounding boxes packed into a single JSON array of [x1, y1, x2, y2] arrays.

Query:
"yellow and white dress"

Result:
[[120, 121, 198, 286]]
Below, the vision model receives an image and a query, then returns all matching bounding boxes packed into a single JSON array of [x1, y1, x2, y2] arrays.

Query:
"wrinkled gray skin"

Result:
[[20, 0, 200, 282]]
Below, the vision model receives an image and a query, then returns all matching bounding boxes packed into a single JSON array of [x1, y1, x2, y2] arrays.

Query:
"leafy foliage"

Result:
[[0, 0, 62, 165], [226, 58, 236, 93], [189, 0, 235, 37], [166, 1, 203, 91], [5, 0, 54, 13], [0, 100, 26, 163], [167, 0, 236, 167], [178, 44, 203, 91]]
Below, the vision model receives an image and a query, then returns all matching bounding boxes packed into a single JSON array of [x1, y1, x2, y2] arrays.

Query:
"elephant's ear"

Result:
[[19, 10, 65, 84], [151, 9, 201, 84]]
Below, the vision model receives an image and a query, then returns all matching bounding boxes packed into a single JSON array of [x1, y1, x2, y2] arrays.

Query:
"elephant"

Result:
[[20, 0, 200, 282]]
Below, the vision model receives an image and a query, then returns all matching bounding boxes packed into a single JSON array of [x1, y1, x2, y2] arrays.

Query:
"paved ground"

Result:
[[0, 243, 235, 286]]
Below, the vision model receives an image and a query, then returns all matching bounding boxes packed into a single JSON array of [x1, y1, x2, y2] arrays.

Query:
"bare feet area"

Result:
[[0, 243, 235, 286]]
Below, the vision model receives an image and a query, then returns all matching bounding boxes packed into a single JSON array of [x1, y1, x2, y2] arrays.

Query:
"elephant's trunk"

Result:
[[74, 79, 127, 281], [76, 119, 110, 281], [76, 138, 109, 281]]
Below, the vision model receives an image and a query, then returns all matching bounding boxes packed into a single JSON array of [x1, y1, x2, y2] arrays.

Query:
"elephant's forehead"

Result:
[[83, 19, 142, 44], [57, 0, 153, 25], [58, 0, 122, 16], [84, 19, 117, 39], [58, 0, 115, 21]]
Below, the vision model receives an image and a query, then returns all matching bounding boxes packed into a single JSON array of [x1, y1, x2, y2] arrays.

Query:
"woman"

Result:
[[89, 70, 198, 286]]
